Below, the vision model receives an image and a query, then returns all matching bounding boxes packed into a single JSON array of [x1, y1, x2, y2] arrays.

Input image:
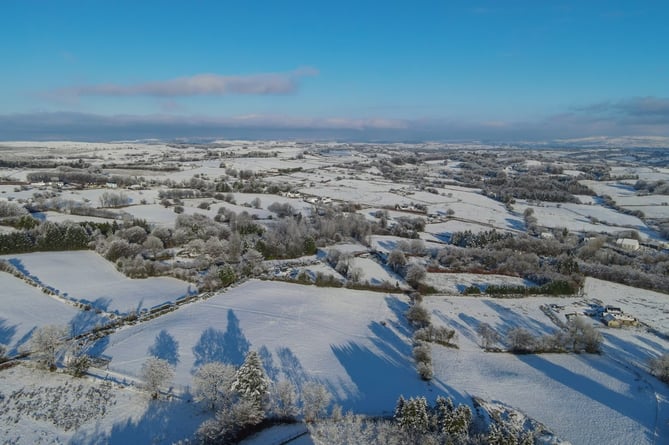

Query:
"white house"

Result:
[[616, 238, 640, 251]]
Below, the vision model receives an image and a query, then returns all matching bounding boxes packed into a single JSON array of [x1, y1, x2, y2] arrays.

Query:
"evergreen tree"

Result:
[[231, 350, 269, 413], [394, 395, 406, 422], [433, 396, 454, 434], [397, 397, 430, 437], [446, 405, 472, 436]]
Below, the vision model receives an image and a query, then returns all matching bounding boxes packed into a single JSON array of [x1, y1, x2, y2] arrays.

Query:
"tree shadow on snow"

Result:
[[383, 295, 412, 337], [482, 300, 554, 338], [9, 326, 35, 356], [192, 310, 249, 369], [277, 346, 308, 386], [432, 311, 481, 345], [259, 345, 280, 381], [505, 218, 525, 231], [331, 321, 464, 415], [518, 354, 656, 440], [69, 305, 109, 337], [148, 330, 180, 366], [70, 398, 206, 445], [0, 318, 17, 347]]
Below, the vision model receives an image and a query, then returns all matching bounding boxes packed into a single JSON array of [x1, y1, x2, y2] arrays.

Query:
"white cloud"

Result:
[[50, 67, 318, 98]]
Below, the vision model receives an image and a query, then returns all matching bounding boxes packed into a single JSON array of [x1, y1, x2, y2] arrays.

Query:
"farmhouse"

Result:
[[616, 238, 640, 251], [602, 312, 638, 327]]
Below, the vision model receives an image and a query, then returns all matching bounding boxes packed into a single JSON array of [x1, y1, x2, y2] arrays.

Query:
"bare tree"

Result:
[[347, 266, 363, 283], [405, 264, 426, 288], [30, 325, 69, 371], [270, 379, 299, 420], [99, 191, 130, 208], [567, 317, 602, 353], [193, 362, 237, 411], [63, 339, 91, 377], [387, 249, 407, 273], [301, 381, 332, 422], [141, 357, 174, 399], [476, 322, 500, 350], [506, 327, 536, 353]]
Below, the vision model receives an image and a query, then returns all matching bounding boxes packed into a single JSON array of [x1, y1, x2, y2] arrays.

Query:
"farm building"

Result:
[[616, 238, 640, 251], [602, 312, 638, 327]]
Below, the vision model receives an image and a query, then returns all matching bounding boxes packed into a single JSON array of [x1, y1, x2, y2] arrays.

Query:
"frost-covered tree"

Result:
[[193, 362, 237, 411], [476, 322, 500, 350], [99, 191, 130, 208], [66, 353, 91, 378], [414, 325, 457, 347], [409, 239, 425, 255], [393, 395, 406, 422], [241, 248, 265, 276], [142, 235, 164, 255], [197, 397, 265, 445], [412, 341, 432, 364], [405, 264, 426, 288], [396, 396, 430, 437], [649, 353, 669, 383], [387, 249, 407, 273], [231, 350, 269, 416], [567, 317, 602, 353], [416, 361, 434, 381], [270, 379, 299, 420], [0, 201, 27, 218], [30, 325, 69, 370], [433, 396, 455, 434], [444, 405, 472, 436], [506, 327, 536, 354], [203, 236, 227, 259], [406, 303, 431, 328], [301, 381, 332, 422], [348, 266, 363, 283], [63, 339, 91, 377], [141, 357, 174, 399]]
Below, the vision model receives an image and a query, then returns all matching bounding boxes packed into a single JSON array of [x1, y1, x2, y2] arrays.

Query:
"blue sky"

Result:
[[1, 0, 668, 141]]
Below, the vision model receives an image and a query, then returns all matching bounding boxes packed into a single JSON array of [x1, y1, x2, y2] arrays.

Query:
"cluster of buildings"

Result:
[[584, 304, 639, 328]]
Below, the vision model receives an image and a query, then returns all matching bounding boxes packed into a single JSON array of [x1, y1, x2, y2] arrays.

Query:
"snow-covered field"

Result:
[[2, 141, 669, 444], [515, 200, 658, 239], [423, 293, 669, 444], [0, 272, 81, 351], [348, 257, 407, 288], [102, 280, 430, 413], [0, 365, 206, 445], [583, 277, 669, 334], [423, 272, 534, 294], [94, 278, 669, 444], [0, 251, 193, 315]]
